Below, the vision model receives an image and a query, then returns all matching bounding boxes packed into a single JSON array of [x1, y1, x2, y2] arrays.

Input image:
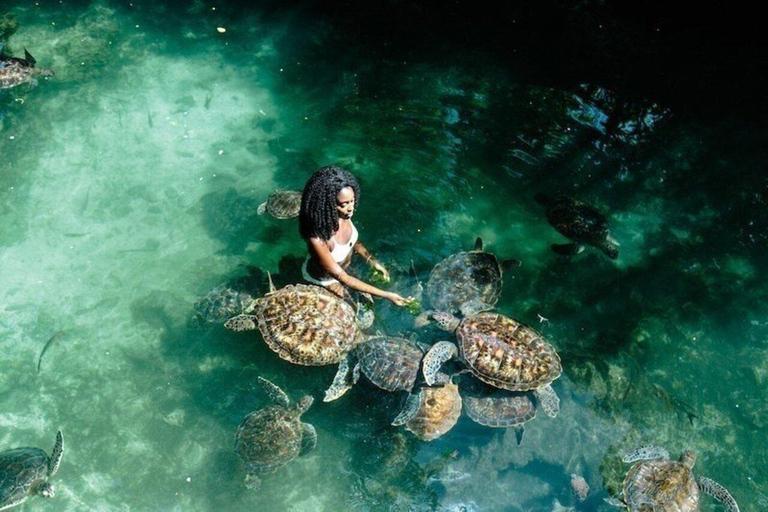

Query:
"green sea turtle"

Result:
[[607, 446, 739, 512], [257, 189, 302, 220], [323, 335, 429, 402], [461, 380, 538, 445], [392, 381, 462, 441], [0, 431, 63, 510], [193, 285, 254, 325], [419, 237, 519, 318], [234, 377, 316, 490], [535, 194, 619, 259], [0, 47, 53, 90], [420, 312, 562, 418]]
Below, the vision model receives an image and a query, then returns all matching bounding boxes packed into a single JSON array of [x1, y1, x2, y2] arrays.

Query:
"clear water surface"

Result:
[[1, 2, 766, 511]]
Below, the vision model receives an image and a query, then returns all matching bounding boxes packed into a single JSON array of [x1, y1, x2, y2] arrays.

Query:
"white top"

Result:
[[329, 221, 358, 263]]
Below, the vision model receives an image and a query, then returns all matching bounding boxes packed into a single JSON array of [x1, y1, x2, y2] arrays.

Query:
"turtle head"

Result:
[[432, 312, 461, 332], [600, 236, 620, 260], [297, 395, 314, 413], [680, 450, 696, 468], [35, 481, 55, 498]]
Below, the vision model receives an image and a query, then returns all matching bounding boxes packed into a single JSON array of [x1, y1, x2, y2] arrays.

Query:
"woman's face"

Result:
[[336, 187, 355, 220]]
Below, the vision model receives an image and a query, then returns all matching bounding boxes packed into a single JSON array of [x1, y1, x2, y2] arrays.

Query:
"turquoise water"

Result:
[[1, 2, 766, 511]]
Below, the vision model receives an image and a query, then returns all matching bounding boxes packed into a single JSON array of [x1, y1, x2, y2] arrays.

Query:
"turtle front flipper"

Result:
[[696, 476, 740, 512], [622, 445, 670, 463], [257, 201, 268, 215], [323, 357, 358, 402], [533, 384, 560, 418], [392, 392, 421, 426], [422, 342, 458, 386], [258, 377, 290, 408], [551, 242, 585, 256], [48, 430, 64, 476], [299, 423, 317, 456], [0, 497, 29, 510], [224, 314, 259, 331]]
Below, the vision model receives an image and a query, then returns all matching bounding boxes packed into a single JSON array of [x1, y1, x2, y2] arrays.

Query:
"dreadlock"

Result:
[[299, 165, 361, 240]]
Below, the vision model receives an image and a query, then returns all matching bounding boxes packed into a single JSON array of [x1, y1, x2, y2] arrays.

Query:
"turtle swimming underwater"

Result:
[[323, 335, 429, 402], [0, 431, 63, 510], [461, 379, 538, 445], [535, 194, 619, 259], [420, 312, 562, 418], [257, 189, 302, 220], [234, 377, 316, 490], [0, 47, 53, 90], [607, 446, 740, 512], [193, 285, 254, 325], [419, 237, 520, 318], [392, 381, 463, 441]]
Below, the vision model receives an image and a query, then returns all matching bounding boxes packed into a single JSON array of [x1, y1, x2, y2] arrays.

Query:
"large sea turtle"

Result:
[[461, 379, 538, 445], [234, 377, 316, 490], [607, 446, 739, 512], [419, 237, 519, 318], [0, 431, 63, 510], [392, 381, 463, 441], [193, 285, 254, 325], [0, 47, 53, 90], [323, 335, 429, 402], [420, 312, 562, 418], [535, 194, 619, 259], [257, 189, 302, 220]]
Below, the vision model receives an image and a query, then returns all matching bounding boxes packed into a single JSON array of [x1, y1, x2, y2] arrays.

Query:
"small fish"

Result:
[[570, 473, 589, 502], [38, 330, 65, 373], [81, 185, 91, 212], [147, 109, 154, 128], [63, 233, 89, 238], [204, 91, 212, 109]]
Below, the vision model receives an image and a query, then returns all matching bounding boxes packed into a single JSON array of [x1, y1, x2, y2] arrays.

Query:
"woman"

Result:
[[299, 165, 411, 306]]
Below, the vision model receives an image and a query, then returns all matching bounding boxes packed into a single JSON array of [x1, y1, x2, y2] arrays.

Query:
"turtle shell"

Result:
[[251, 284, 364, 366], [463, 390, 536, 428], [261, 190, 302, 219], [425, 251, 503, 316], [235, 406, 303, 473], [0, 448, 50, 506], [357, 336, 425, 392], [405, 383, 462, 441], [194, 286, 253, 324], [457, 313, 561, 392], [545, 196, 610, 245], [622, 457, 699, 511]]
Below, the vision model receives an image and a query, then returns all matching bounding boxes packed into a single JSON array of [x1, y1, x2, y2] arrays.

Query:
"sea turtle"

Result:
[[0, 431, 63, 510], [420, 312, 562, 418], [607, 446, 740, 512], [322, 335, 429, 402], [392, 381, 462, 441], [0, 47, 53, 90], [193, 285, 254, 325], [419, 237, 520, 318], [535, 194, 619, 259], [257, 189, 302, 220], [234, 377, 316, 490], [461, 380, 538, 445]]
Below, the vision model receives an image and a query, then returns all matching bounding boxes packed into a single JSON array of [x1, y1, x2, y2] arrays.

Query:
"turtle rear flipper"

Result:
[[0, 496, 29, 509], [392, 392, 421, 426], [257, 201, 268, 215], [513, 426, 525, 445], [623, 445, 669, 463], [551, 242, 584, 256], [533, 384, 560, 418], [224, 314, 259, 331], [48, 430, 64, 476], [258, 377, 290, 408], [696, 476, 740, 512], [422, 342, 457, 386], [299, 423, 317, 456], [323, 357, 358, 402]]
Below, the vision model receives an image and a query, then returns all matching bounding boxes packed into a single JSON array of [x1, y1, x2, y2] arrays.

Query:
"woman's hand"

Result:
[[373, 261, 391, 282], [386, 292, 413, 307]]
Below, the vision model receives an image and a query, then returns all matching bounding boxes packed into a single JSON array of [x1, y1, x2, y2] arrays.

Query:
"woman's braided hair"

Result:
[[299, 165, 361, 240]]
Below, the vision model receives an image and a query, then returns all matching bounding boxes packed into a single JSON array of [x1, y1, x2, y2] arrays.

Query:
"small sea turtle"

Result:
[[392, 381, 462, 441], [461, 381, 537, 445], [607, 446, 739, 512], [0, 47, 53, 90], [257, 189, 302, 220], [234, 377, 316, 490], [420, 312, 562, 418], [570, 473, 589, 502], [421, 237, 520, 318], [535, 194, 619, 259], [0, 431, 63, 510], [323, 335, 429, 402], [193, 285, 254, 325]]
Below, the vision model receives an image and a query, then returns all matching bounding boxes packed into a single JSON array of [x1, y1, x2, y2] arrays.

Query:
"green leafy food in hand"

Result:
[[367, 268, 389, 286], [405, 299, 422, 316]]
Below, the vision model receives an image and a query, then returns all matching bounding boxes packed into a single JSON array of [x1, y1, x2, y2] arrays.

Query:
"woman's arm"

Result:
[[308, 238, 409, 306], [354, 242, 390, 281]]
